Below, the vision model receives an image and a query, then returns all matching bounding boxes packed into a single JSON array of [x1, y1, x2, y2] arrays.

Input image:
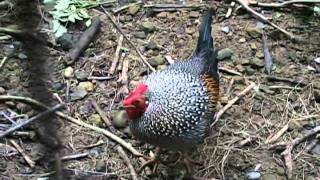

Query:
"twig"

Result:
[[97, 8, 156, 72], [117, 146, 138, 180], [226, 1, 236, 18], [87, 76, 114, 80], [77, 140, 104, 149], [65, 16, 101, 64], [61, 152, 89, 161], [235, 0, 297, 40], [113, 1, 143, 14], [250, 0, 320, 8], [262, 32, 272, 74], [91, 99, 112, 127], [9, 139, 35, 168], [211, 82, 256, 127], [219, 67, 242, 76], [0, 56, 8, 69], [0, 95, 144, 157], [0, 104, 64, 138], [265, 124, 289, 144], [61, 168, 117, 179], [109, 35, 124, 75], [143, 3, 204, 12], [120, 57, 129, 94], [281, 126, 320, 180], [266, 76, 320, 89], [305, 139, 319, 153]]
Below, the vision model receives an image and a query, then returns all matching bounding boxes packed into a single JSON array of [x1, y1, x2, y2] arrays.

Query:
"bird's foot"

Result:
[[138, 147, 161, 173]]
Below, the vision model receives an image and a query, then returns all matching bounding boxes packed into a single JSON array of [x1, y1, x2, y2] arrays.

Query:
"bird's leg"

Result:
[[138, 147, 162, 173]]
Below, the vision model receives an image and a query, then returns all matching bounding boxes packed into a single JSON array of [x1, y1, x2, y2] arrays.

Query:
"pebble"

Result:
[[217, 48, 234, 60], [149, 55, 165, 66], [238, 38, 246, 43], [96, 160, 106, 172], [314, 57, 320, 64], [246, 26, 263, 38], [146, 41, 158, 50], [141, 21, 156, 33], [221, 26, 230, 33], [246, 171, 261, 180], [70, 88, 88, 101], [189, 11, 200, 18], [128, 4, 140, 15], [75, 70, 89, 81], [78, 81, 94, 92], [18, 53, 28, 60], [0, 87, 5, 94], [157, 12, 168, 18], [111, 110, 128, 128], [89, 114, 103, 127], [134, 31, 147, 39], [250, 58, 264, 68], [64, 66, 74, 78]]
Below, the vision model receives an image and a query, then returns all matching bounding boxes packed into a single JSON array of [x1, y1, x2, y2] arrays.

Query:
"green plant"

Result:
[[43, 0, 115, 37]]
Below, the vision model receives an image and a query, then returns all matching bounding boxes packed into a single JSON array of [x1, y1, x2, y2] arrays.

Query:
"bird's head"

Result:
[[122, 84, 149, 120]]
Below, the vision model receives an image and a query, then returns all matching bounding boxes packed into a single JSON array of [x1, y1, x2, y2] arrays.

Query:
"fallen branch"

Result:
[[87, 76, 114, 80], [265, 123, 289, 144], [250, 0, 320, 8], [262, 32, 272, 74], [91, 99, 112, 127], [225, 1, 236, 18], [97, 8, 156, 72], [143, 3, 204, 12], [235, 0, 297, 40], [0, 95, 144, 157], [281, 126, 320, 180], [117, 146, 138, 180], [61, 168, 117, 179], [266, 76, 320, 89], [0, 56, 8, 69], [61, 152, 89, 161], [211, 82, 256, 127], [119, 57, 129, 94], [9, 139, 35, 168], [0, 104, 64, 138], [219, 67, 243, 76], [113, 1, 143, 14], [65, 16, 101, 64], [109, 35, 124, 75]]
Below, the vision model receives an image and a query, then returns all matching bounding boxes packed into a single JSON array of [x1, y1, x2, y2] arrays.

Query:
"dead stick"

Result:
[[0, 104, 64, 138], [235, 0, 296, 40], [61, 152, 89, 161], [266, 76, 320, 89], [66, 16, 101, 64], [219, 67, 242, 76], [97, 8, 156, 72], [91, 99, 112, 127], [0, 95, 144, 157], [109, 35, 124, 75], [9, 139, 35, 168], [281, 126, 320, 180], [211, 82, 256, 127], [262, 32, 272, 74], [265, 123, 289, 144], [113, 1, 143, 14], [250, 0, 320, 8], [117, 146, 139, 180]]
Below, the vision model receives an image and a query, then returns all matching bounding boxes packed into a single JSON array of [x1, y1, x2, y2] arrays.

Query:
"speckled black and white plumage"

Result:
[[130, 9, 219, 152]]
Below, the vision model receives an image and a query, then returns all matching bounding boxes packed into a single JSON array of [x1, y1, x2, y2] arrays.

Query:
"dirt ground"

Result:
[[0, 0, 320, 180]]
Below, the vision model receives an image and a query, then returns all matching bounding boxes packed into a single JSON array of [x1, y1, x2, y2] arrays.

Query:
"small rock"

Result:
[[75, 70, 89, 81], [185, 27, 195, 34], [217, 48, 234, 60], [314, 57, 320, 64], [157, 12, 168, 18], [245, 66, 255, 75], [134, 31, 147, 39], [146, 41, 158, 50], [221, 26, 230, 33], [246, 26, 263, 38], [233, 76, 245, 84], [128, 4, 140, 15], [314, 90, 320, 103], [18, 53, 28, 60], [78, 82, 94, 92], [70, 88, 88, 101], [189, 11, 200, 18], [141, 21, 156, 33], [255, 51, 264, 58], [95, 160, 106, 172], [250, 42, 257, 50], [111, 110, 128, 128], [149, 55, 165, 66], [250, 58, 264, 68], [0, 87, 5, 94], [246, 171, 261, 180], [89, 114, 103, 127], [238, 38, 246, 43], [52, 82, 64, 91], [64, 66, 74, 78], [241, 59, 251, 65]]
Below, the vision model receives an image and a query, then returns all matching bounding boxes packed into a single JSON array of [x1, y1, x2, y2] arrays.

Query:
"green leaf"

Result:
[[68, 14, 76, 23], [314, 6, 320, 16], [43, 0, 56, 5], [85, 19, 91, 27], [78, 8, 89, 18], [54, 0, 70, 10], [52, 20, 67, 38]]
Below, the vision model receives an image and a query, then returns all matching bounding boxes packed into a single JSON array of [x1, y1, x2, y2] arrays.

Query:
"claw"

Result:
[[138, 147, 161, 173]]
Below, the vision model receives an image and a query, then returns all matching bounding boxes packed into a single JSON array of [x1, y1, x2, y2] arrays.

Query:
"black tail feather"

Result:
[[193, 8, 215, 58]]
